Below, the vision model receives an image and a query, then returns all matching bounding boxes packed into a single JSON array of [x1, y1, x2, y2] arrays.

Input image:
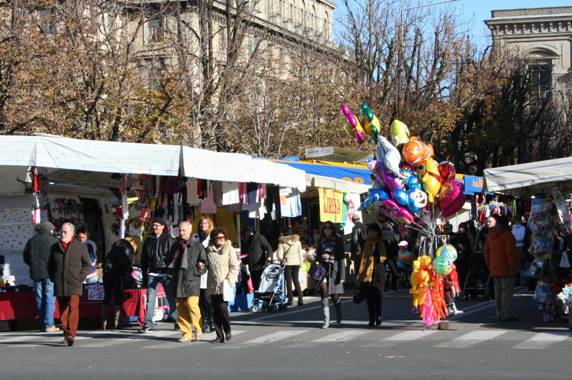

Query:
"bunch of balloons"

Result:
[[340, 103, 466, 223]]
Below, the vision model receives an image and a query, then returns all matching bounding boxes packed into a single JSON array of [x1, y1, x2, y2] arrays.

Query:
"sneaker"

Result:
[[178, 335, 193, 343], [138, 326, 154, 334], [45, 326, 60, 333], [194, 333, 203, 342]]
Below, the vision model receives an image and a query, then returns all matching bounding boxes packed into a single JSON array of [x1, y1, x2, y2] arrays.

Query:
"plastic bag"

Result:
[[559, 251, 571, 269]]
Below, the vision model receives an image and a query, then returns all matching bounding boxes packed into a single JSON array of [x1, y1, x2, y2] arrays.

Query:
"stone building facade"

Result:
[[485, 6, 572, 99]]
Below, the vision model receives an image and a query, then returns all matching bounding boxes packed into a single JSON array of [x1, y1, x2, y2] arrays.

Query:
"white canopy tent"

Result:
[[484, 156, 572, 195], [0, 134, 181, 176], [0, 135, 307, 191], [306, 173, 370, 194], [181, 147, 306, 191]]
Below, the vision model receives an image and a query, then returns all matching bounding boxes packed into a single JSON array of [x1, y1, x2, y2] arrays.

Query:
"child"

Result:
[[396, 241, 414, 276], [444, 264, 463, 315]]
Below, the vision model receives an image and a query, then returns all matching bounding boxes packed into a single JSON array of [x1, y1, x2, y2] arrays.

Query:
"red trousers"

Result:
[[59, 295, 80, 338]]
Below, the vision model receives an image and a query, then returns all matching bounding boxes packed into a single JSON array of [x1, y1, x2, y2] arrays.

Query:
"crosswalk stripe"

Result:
[[143, 330, 246, 349], [435, 330, 507, 348], [0, 335, 44, 344], [312, 330, 370, 343], [512, 332, 570, 350], [385, 330, 440, 341], [241, 330, 308, 345]]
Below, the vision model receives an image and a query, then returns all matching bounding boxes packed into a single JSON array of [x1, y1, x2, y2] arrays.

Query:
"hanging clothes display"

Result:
[[221, 182, 240, 206], [200, 181, 217, 214], [279, 187, 302, 218], [186, 179, 200, 206]]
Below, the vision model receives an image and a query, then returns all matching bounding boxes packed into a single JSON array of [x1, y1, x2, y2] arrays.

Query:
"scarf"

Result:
[[356, 238, 386, 285]]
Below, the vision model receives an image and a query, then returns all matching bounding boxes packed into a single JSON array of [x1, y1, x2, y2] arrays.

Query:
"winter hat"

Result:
[[152, 217, 168, 226]]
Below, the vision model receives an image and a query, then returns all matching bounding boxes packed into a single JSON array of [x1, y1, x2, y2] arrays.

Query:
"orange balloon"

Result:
[[402, 137, 425, 166]]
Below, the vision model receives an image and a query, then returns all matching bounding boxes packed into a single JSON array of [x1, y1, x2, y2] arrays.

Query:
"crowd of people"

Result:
[[21, 211, 530, 347]]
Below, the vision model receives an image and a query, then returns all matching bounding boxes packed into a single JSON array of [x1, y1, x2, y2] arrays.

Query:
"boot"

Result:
[[113, 308, 122, 329], [334, 299, 342, 325], [321, 298, 330, 329], [100, 305, 108, 330]]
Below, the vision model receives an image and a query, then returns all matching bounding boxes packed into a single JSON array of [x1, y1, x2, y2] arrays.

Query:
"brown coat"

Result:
[[484, 228, 517, 277], [356, 238, 387, 286], [48, 240, 91, 297]]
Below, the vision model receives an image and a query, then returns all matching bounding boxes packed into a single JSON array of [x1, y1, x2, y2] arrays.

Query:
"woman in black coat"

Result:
[[315, 221, 345, 329]]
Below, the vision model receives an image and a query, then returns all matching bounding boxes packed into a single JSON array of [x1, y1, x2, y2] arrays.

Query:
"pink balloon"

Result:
[[439, 180, 465, 217], [382, 199, 415, 224], [340, 103, 358, 129], [380, 166, 403, 194]]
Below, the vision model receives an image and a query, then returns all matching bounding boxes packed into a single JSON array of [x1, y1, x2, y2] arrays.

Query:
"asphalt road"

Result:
[[0, 289, 570, 380]]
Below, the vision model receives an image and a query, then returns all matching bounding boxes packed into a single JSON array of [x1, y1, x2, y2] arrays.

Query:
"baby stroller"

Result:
[[251, 263, 288, 313]]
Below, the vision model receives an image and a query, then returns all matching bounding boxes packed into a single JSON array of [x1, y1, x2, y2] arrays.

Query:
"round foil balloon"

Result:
[[438, 161, 456, 182], [436, 244, 458, 262], [433, 254, 453, 276], [439, 180, 465, 217], [402, 137, 426, 166]]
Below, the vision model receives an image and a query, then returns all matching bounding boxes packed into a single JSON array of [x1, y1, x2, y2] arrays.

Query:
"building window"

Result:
[[529, 60, 552, 100], [143, 58, 166, 89], [147, 13, 164, 43], [37, 9, 57, 35], [279, 47, 285, 68]]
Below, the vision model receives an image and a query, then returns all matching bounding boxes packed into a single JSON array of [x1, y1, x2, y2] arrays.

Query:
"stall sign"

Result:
[[318, 188, 344, 223]]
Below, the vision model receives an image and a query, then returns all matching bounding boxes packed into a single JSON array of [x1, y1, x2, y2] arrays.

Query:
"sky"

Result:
[[333, 0, 572, 49]]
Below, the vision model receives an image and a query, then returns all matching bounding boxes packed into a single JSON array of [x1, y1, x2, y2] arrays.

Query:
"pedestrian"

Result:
[[191, 216, 214, 333], [77, 227, 98, 283], [274, 227, 305, 306], [139, 218, 177, 333], [245, 226, 273, 292], [22, 222, 59, 332], [350, 215, 366, 285], [101, 238, 136, 329], [484, 215, 518, 322], [316, 221, 345, 329], [396, 240, 414, 277], [381, 223, 401, 291], [48, 223, 91, 346], [174, 221, 207, 342], [206, 227, 239, 343], [355, 223, 386, 327]]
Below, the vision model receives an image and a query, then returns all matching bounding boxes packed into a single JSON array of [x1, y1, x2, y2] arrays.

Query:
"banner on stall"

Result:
[[318, 188, 344, 223]]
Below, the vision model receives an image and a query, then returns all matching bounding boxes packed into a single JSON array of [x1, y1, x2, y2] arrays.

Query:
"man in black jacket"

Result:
[[245, 227, 273, 291], [139, 218, 176, 333], [23, 222, 59, 332], [173, 221, 207, 342]]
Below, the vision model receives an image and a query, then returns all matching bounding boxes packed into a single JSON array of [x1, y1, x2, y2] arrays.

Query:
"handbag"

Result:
[[223, 280, 234, 302], [246, 276, 255, 294], [309, 262, 326, 283]]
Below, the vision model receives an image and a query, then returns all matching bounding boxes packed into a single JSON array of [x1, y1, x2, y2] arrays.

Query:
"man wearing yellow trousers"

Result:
[[173, 222, 207, 342]]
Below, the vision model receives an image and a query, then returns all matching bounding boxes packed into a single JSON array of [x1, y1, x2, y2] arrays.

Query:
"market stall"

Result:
[[0, 135, 308, 327], [484, 158, 572, 328]]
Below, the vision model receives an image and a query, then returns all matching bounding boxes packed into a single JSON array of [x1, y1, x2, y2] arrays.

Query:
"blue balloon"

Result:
[[360, 189, 389, 210], [394, 190, 409, 207], [406, 176, 421, 190]]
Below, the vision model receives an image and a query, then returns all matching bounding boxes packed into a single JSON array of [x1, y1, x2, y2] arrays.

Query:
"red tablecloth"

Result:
[[0, 288, 156, 323]]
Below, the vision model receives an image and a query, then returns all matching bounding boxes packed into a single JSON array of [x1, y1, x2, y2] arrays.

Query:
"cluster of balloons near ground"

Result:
[[339, 103, 466, 224]]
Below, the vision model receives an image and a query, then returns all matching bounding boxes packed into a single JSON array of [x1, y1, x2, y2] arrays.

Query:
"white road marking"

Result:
[[385, 330, 440, 341], [241, 330, 308, 345], [312, 330, 370, 343], [0, 335, 44, 344], [435, 330, 507, 348], [142, 330, 245, 349], [512, 332, 570, 350]]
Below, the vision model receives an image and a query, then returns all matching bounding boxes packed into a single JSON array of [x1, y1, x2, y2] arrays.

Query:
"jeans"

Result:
[[143, 274, 177, 328], [33, 279, 56, 329]]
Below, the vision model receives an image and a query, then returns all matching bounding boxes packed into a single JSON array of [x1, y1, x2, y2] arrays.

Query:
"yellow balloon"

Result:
[[362, 118, 372, 135], [421, 158, 441, 204], [390, 119, 410, 146]]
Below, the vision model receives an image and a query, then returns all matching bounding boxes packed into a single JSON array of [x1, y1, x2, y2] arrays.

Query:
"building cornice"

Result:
[[485, 17, 572, 37]]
